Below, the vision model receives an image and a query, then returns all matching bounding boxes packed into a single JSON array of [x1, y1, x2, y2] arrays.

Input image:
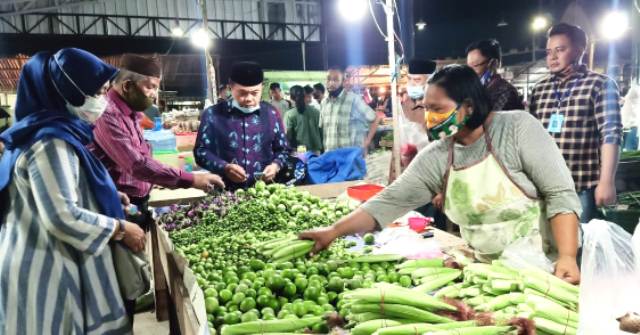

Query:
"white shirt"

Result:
[[621, 82, 640, 129]]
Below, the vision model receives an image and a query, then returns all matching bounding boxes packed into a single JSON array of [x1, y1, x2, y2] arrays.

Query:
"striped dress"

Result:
[[0, 138, 130, 334]]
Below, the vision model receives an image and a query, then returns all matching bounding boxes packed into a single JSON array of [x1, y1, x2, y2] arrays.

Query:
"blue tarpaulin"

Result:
[[306, 147, 367, 184]]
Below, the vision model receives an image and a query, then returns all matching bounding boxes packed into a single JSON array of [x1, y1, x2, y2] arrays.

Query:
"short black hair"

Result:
[[465, 39, 502, 63], [547, 23, 587, 50], [303, 85, 314, 95], [313, 83, 325, 93], [427, 64, 493, 130], [289, 85, 305, 113], [269, 82, 281, 91]]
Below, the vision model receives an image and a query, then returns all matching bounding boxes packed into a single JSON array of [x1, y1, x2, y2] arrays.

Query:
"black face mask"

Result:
[[329, 86, 344, 98], [124, 82, 154, 111]]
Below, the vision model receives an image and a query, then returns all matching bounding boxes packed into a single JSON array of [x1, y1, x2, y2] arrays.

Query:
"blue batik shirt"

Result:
[[194, 100, 290, 190]]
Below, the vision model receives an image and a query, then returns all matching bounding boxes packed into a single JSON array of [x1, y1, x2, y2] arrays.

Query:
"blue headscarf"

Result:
[[0, 48, 123, 220]]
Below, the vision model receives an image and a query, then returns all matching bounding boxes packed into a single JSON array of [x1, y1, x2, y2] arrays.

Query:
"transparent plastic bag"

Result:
[[578, 219, 640, 335], [500, 236, 554, 273]]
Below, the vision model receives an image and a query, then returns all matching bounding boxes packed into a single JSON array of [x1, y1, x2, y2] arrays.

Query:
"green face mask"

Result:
[[427, 106, 470, 140]]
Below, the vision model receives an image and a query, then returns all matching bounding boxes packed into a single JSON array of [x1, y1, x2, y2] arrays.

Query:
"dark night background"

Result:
[[0, 0, 634, 95], [325, 0, 632, 67]]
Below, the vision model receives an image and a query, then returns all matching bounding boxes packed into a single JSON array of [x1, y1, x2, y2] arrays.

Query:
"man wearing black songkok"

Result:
[[194, 61, 291, 190]]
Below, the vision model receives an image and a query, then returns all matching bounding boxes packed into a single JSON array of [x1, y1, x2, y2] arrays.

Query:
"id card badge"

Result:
[[548, 113, 564, 133]]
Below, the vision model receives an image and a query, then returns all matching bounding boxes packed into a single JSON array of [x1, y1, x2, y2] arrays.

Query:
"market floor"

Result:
[[133, 311, 170, 334]]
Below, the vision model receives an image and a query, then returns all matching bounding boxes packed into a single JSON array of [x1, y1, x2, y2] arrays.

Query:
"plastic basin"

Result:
[[408, 217, 431, 232], [347, 184, 385, 202]]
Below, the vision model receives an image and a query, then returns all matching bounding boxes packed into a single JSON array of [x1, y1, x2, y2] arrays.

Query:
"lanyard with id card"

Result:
[[547, 78, 578, 134], [548, 113, 564, 133]]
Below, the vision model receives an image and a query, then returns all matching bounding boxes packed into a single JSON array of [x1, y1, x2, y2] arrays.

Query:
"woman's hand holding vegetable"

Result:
[[298, 226, 339, 255], [300, 208, 378, 255]]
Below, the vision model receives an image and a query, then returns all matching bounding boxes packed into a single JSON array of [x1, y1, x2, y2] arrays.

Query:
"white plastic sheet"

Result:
[[578, 220, 640, 335]]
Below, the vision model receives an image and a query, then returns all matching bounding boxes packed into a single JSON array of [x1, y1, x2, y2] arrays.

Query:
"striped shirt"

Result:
[[529, 65, 623, 192], [0, 138, 130, 334], [320, 90, 376, 151], [89, 90, 193, 198]]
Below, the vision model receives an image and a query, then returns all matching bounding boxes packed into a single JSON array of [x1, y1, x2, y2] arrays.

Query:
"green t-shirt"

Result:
[[284, 105, 323, 153]]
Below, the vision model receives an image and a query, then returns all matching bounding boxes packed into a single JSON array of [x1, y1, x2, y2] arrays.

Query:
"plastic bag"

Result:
[[500, 236, 554, 273], [373, 226, 443, 259], [578, 219, 640, 335]]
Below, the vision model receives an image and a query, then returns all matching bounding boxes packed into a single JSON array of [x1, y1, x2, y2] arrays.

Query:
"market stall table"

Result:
[[149, 187, 207, 207], [148, 181, 469, 334], [151, 223, 467, 335]]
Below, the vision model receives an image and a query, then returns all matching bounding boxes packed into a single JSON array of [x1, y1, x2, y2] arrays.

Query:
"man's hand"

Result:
[[224, 164, 247, 183], [595, 179, 616, 207], [262, 163, 280, 182], [554, 255, 580, 284], [432, 193, 444, 211], [118, 192, 130, 207], [193, 173, 225, 191], [361, 144, 369, 157]]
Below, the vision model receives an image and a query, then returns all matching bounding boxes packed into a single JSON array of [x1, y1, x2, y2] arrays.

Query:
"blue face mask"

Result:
[[480, 70, 492, 85], [406, 85, 425, 100], [232, 99, 260, 114]]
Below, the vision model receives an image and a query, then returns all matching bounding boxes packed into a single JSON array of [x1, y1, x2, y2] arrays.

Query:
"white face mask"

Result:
[[231, 99, 260, 114], [51, 52, 109, 124], [65, 95, 108, 124], [406, 85, 426, 100]]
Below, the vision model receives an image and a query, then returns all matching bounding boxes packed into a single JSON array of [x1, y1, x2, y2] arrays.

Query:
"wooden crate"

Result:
[[152, 222, 209, 335]]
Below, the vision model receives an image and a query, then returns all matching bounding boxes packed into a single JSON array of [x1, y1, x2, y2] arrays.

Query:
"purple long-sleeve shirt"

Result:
[[194, 100, 290, 190], [89, 90, 194, 198]]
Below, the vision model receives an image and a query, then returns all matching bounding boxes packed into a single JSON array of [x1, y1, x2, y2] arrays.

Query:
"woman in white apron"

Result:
[[301, 65, 581, 284]]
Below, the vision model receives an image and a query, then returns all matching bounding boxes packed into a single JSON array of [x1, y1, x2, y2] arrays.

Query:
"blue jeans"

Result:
[[578, 187, 600, 223]]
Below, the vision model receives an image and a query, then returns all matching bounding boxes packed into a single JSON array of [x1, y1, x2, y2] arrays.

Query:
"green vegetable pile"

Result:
[[335, 258, 580, 335], [164, 182, 410, 334], [433, 261, 580, 335], [160, 182, 581, 335]]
